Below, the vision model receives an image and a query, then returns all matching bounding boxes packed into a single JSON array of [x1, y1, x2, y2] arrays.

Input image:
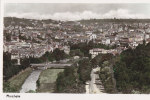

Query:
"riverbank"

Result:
[[7, 67, 32, 92], [37, 69, 64, 93]]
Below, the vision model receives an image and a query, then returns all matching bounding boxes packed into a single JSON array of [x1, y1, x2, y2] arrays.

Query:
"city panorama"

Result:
[[3, 3, 150, 94]]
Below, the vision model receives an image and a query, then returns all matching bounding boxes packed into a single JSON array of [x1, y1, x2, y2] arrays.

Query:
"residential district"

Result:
[[4, 18, 150, 64]]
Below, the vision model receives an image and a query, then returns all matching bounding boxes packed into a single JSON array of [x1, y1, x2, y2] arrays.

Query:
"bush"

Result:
[[26, 90, 36, 93], [3, 82, 17, 92], [36, 78, 40, 88]]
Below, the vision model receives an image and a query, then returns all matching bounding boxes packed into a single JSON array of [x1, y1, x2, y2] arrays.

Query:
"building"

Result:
[[11, 50, 20, 65], [89, 48, 118, 58], [89, 48, 108, 58], [89, 34, 97, 40]]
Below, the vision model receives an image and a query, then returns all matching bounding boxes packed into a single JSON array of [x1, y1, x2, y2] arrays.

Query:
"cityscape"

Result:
[[3, 3, 150, 94]]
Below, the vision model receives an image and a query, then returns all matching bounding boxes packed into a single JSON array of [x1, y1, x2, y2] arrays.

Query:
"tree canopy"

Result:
[[114, 42, 150, 93]]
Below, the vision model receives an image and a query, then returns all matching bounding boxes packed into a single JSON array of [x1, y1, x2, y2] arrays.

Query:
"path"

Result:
[[85, 67, 106, 94]]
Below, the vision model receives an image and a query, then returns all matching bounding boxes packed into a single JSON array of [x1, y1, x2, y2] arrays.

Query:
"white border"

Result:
[[0, 0, 4, 97], [1, 0, 150, 100], [4, 0, 150, 3]]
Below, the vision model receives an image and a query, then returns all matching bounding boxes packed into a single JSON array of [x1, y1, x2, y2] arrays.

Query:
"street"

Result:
[[85, 67, 106, 94]]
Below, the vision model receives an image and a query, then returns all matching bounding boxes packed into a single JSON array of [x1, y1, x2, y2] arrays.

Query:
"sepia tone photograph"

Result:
[[3, 2, 150, 95]]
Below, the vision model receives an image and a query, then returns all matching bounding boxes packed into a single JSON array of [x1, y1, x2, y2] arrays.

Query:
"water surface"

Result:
[[20, 70, 42, 93]]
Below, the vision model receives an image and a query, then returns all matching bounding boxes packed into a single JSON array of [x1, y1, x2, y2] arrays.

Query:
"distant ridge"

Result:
[[79, 18, 150, 23], [4, 17, 150, 23]]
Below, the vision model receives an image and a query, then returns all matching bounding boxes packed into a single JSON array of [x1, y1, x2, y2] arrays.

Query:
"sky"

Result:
[[4, 3, 150, 21]]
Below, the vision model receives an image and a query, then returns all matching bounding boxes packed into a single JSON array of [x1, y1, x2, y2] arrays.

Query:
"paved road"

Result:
[[31, 63, 72, 67], [31, 63, 72, 69], [85, 67, 106, 94]]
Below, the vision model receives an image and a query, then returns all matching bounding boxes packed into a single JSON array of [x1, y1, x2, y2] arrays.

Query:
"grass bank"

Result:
[[37, 69, 64, 93], [6, 67, 33, 92]]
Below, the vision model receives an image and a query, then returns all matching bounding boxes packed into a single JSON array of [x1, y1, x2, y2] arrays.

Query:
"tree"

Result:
[[5, 33, 11, 42], [56, 67, 77, 93], [52, 48, 69, 61], [20, 58, 30, 69], [70, 49, 84, 57], [78, 59, 92, 83], [113, 42, 150, 93]]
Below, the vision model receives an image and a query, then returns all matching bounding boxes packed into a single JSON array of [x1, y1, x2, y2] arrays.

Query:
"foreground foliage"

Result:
[[56, 58, 92, 93], [114, 42, 150, 93], [3, 68, 32, 92]]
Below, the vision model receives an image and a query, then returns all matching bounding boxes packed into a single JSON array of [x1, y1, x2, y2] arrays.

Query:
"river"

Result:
[[20, 70, 42, 93]]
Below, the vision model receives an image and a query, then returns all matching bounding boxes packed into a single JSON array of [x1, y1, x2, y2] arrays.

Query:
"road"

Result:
[[85, 67, 106, 94], [31, 63, 72, 67], [31, 63, 72, 70]]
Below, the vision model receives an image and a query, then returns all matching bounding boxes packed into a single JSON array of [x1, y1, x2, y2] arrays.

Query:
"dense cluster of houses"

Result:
[[3, 17, 150, 63]]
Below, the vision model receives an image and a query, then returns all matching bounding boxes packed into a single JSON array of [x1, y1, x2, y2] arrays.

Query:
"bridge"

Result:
[[30, 63, 72, 70]]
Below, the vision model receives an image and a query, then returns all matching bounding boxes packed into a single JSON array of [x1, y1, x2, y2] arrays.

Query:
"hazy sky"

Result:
[[4, 3, 150, 21]]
